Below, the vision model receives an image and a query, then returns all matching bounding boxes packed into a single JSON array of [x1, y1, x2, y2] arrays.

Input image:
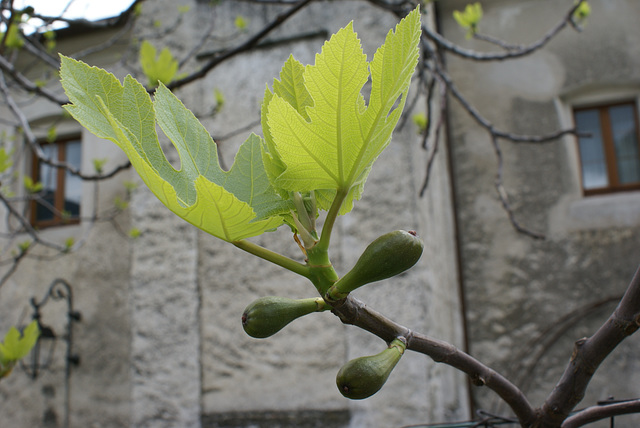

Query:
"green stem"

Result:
[[303, 188, 349, 294], [233, 240, 311, 278], [316, 187, 348, 253]]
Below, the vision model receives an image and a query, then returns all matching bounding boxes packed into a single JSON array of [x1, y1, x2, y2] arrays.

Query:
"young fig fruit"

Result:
[[241, 296, 326, 339], [336, 338, 406, 400], [327, 230, 423, 301]]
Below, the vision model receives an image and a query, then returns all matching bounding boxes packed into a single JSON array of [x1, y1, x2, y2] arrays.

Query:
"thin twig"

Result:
[[0, 54, 67, 104], [0, 70, 132, 180], [491, 134, 545, 240], [167, 0, 315, 91], [422, 0, 586, 62], [419, 74, 445, 197]]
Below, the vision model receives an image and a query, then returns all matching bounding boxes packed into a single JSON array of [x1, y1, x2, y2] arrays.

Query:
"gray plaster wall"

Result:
[[439, 0, 640, 423]]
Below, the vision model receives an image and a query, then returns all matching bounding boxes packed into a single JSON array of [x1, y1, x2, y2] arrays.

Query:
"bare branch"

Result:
[[21, 37, 61, 69], [167, 0, 315, 91], [0, 54, 67, 104], [0, 69, 132, 180], [506, 296, 622, 400], [363, 0, 416, 17], [562, 399, 640, 428], [472, 32, 525, 52], [423, 1, 585, 62], [418, 76, 445, 197], [0, 245, 28, 288], [491, 134, 545, 240], [538, 265, 640, 427], [71, 15, 136, 60], [426, 49, 578, 144], [0, 192, 67, 250]]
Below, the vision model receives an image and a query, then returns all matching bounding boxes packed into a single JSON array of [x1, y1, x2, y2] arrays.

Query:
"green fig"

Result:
[[336, 338, 406, 400], [241, 296, 326, 338], [327, 230, 423, 301]]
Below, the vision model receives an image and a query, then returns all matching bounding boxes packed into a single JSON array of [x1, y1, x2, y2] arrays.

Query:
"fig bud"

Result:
[[336, 338, 406, 400], [327, 230, 423, 300], [241, 296, 326, 338]]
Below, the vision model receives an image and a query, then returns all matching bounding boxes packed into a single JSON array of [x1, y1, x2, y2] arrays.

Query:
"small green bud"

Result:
[[92, 158, 107, 174], [234, 15, 248, 31], [241, 296, 326, 339], [412, 113, 428, 134], [336, 338, 406, 400], [327, 230, 424, 301], [63, 237, 74, 252]]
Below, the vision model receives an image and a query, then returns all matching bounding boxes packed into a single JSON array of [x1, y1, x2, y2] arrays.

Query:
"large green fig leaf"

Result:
[[263, 8, 420, 214], [60, 56, 288, 242]]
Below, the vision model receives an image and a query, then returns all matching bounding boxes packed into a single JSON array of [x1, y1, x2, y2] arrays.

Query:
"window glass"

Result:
[[32, 137, 82, 226], [574, 109, 608, 190], [64, 140, 82, 218], [36, 144, 58, 223], [609, 104, 640, 184]]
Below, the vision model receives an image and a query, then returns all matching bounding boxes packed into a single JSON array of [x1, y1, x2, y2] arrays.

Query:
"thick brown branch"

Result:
[[561, 399, 640, 428], [538, 265, 640, 427], [330, 295, 537, 426]]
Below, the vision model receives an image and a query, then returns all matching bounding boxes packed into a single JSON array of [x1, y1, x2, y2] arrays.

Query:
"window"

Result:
[[574, 101, 640, 195], [30, 136, 82, 227]]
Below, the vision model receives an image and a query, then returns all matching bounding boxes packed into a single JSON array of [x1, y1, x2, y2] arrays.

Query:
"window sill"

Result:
[[563, 191, 640, 231], [33, 223, 83, 243]]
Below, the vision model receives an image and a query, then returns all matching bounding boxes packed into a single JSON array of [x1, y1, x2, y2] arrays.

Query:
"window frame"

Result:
[[30, 135, 83, 228], [573, 100, 640, 196]]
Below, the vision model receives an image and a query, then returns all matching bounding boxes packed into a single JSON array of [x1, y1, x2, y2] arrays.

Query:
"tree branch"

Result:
[[0, 70, 132, 180], [422, 1, 585, 62], [330, 295, 537, 426], [0, 54, 67, 105], [538, 265, 640, 427], [561, 399, 640, 428], [166, 0, 314, 91]]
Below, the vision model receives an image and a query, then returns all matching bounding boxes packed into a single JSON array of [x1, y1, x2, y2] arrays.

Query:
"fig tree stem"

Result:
[[233, 240, 311, 278], [316, 188, 348, 253]]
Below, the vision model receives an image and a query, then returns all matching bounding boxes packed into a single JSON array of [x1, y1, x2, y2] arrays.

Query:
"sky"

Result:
[[12, 0, 136, 30]]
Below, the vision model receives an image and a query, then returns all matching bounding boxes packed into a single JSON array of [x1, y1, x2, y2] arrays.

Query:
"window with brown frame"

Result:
[[30, 136, 82, 228], [573, 101, 640, 195]]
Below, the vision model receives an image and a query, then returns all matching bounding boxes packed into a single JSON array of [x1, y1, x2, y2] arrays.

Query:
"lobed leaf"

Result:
[[263, 8, 421, 214], [0, 321, 39, 365], [60, 56, 288, 242], [139, 40, 179, 87]]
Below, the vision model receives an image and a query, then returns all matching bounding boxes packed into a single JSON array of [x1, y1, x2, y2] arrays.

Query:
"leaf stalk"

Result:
[[316, 187, 348, 253], [232, 239, 310, 278]]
